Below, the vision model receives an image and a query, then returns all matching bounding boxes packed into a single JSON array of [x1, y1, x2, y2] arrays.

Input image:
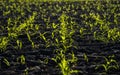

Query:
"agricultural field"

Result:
[[0, 0, 120, 75]]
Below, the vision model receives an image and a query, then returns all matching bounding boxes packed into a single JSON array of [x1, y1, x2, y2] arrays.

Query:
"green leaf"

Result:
[[3, 58, 10, 66], [102, 64, 108, 72]]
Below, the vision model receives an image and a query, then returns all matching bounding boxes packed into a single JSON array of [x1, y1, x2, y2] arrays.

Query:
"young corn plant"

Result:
[[95, 55, 119, 72], [17, 55, 26, 65], [83, 53, 88, 63], [26, 32, 35, 48], [52, 49, 78, 75], [16, 40, 22, 50], [0, 37, 9, 52], [107, 28, 120, 42], [79, 27, 86, 38], [39, 32, 47, 43], [2, 57, 10, 67], [24, 68, 28, 75], [39, 32, 52, 48]]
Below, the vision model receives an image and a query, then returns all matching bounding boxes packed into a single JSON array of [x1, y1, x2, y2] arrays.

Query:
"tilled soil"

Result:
[[0, 1, 120, 75]]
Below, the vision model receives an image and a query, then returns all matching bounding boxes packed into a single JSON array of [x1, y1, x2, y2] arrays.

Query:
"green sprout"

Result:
[[52, 50, 78, 75], [83, 53, 88, 63], [26, 32, 35, 48], [3, 57, 10, 67], [0, 37, 9, 52], [16, 40, 22, 49], [39, 32, 47, 42], [17, 55, 26, 65]]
